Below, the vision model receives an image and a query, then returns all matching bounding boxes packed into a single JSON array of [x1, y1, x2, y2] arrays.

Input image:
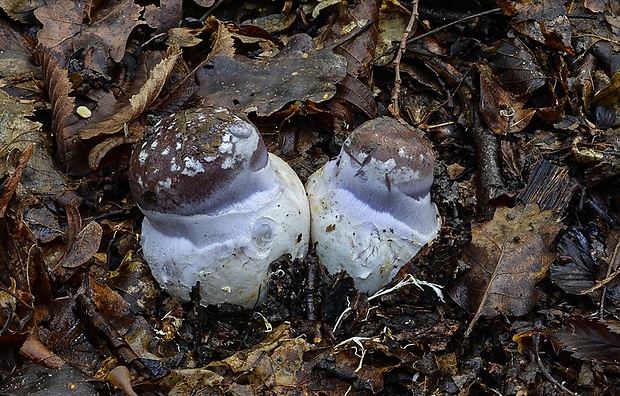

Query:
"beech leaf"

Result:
[[554, 316, 620, 364]]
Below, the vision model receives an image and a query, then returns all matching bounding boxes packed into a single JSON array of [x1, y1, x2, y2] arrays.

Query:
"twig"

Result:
[[389, 0, 419, 119], [532, 333, 576, 395], [377, 8, 502, 60], [594, 240, 620, 318], [470, 109, 506, 218]]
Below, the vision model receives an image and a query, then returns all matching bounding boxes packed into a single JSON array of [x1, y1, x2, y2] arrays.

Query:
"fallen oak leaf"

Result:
[[448, 204, 562, 336]]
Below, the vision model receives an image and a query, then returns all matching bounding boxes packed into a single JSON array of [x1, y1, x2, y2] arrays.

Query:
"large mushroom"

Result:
[[306, 117, 441, 294], [129, 106, 310, 308]]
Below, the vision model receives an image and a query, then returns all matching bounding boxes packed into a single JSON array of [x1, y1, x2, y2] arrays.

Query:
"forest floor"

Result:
[[1, 0, 620, 395]]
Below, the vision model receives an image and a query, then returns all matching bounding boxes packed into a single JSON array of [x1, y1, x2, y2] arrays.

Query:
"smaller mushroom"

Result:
[[306, 117, 441, 294], [129, 107, 310, 308]]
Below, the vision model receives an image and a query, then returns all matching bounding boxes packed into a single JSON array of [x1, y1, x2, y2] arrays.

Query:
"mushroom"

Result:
[[306, 117, 441, 294], [129, 107, 310, 308]]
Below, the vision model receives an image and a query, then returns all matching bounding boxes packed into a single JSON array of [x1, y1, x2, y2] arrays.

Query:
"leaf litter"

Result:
[[0, 0, 620, 395]]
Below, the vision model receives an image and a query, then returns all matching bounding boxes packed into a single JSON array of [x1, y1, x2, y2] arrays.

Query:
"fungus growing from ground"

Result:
[[129, 107, 310, 308], [306, 117, 441, 294]]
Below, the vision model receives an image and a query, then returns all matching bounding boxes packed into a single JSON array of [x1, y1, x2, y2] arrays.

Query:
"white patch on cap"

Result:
[[170, 158, 180, 172], [162, 147, 170, 156], [138, 150, 149, 166], [219, 133, 234, 154], [158, 177, 172, 189], [181, 156, 205, 176]]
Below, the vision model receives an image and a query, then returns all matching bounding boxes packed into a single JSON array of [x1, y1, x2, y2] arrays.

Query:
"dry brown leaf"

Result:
[[448, 204, 562, 336], [205, 16, 235, 59], [0, 144, 34, 217], [78, 45, 181, 140], [593, 70, 620, 108], [20, 333, 65, 369], [88, 134, 140, 170], [35, 49, 91, 175], [479, 63, 536, 135]]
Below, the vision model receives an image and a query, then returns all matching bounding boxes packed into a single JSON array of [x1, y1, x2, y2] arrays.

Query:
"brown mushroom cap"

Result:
[[337, 116, 435, 202], [129, 107, 269, 216]]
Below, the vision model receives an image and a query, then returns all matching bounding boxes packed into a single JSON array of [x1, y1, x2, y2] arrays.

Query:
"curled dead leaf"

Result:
[[78, 45, 181, 140]]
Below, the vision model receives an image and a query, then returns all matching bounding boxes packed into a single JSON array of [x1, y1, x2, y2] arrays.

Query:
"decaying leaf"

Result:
[[516, 159, 578, 213], [36, 49, 86, 175], [489, 38, 546, 96], [0, 94, 76, 205], [319, 0, 379, 117], [195, 33, 347, 116], [147, 324, 311, 394], [496, 0, 574, 54], [57, 220, 103, 269], [479, 63, 536, 134], [107, 251, 160, 314], [34, 0, 147, 63], [554, 316, 620, 364], [375, 0, 409, 67], [592, 70, 620, 108], [550, 228, 599, 295], [448, 204, 562, 335]]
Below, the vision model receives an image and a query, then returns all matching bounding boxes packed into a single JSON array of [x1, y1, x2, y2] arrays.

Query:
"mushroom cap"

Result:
[[338, 116, 435, 202], [129, 107, 269, 216]]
